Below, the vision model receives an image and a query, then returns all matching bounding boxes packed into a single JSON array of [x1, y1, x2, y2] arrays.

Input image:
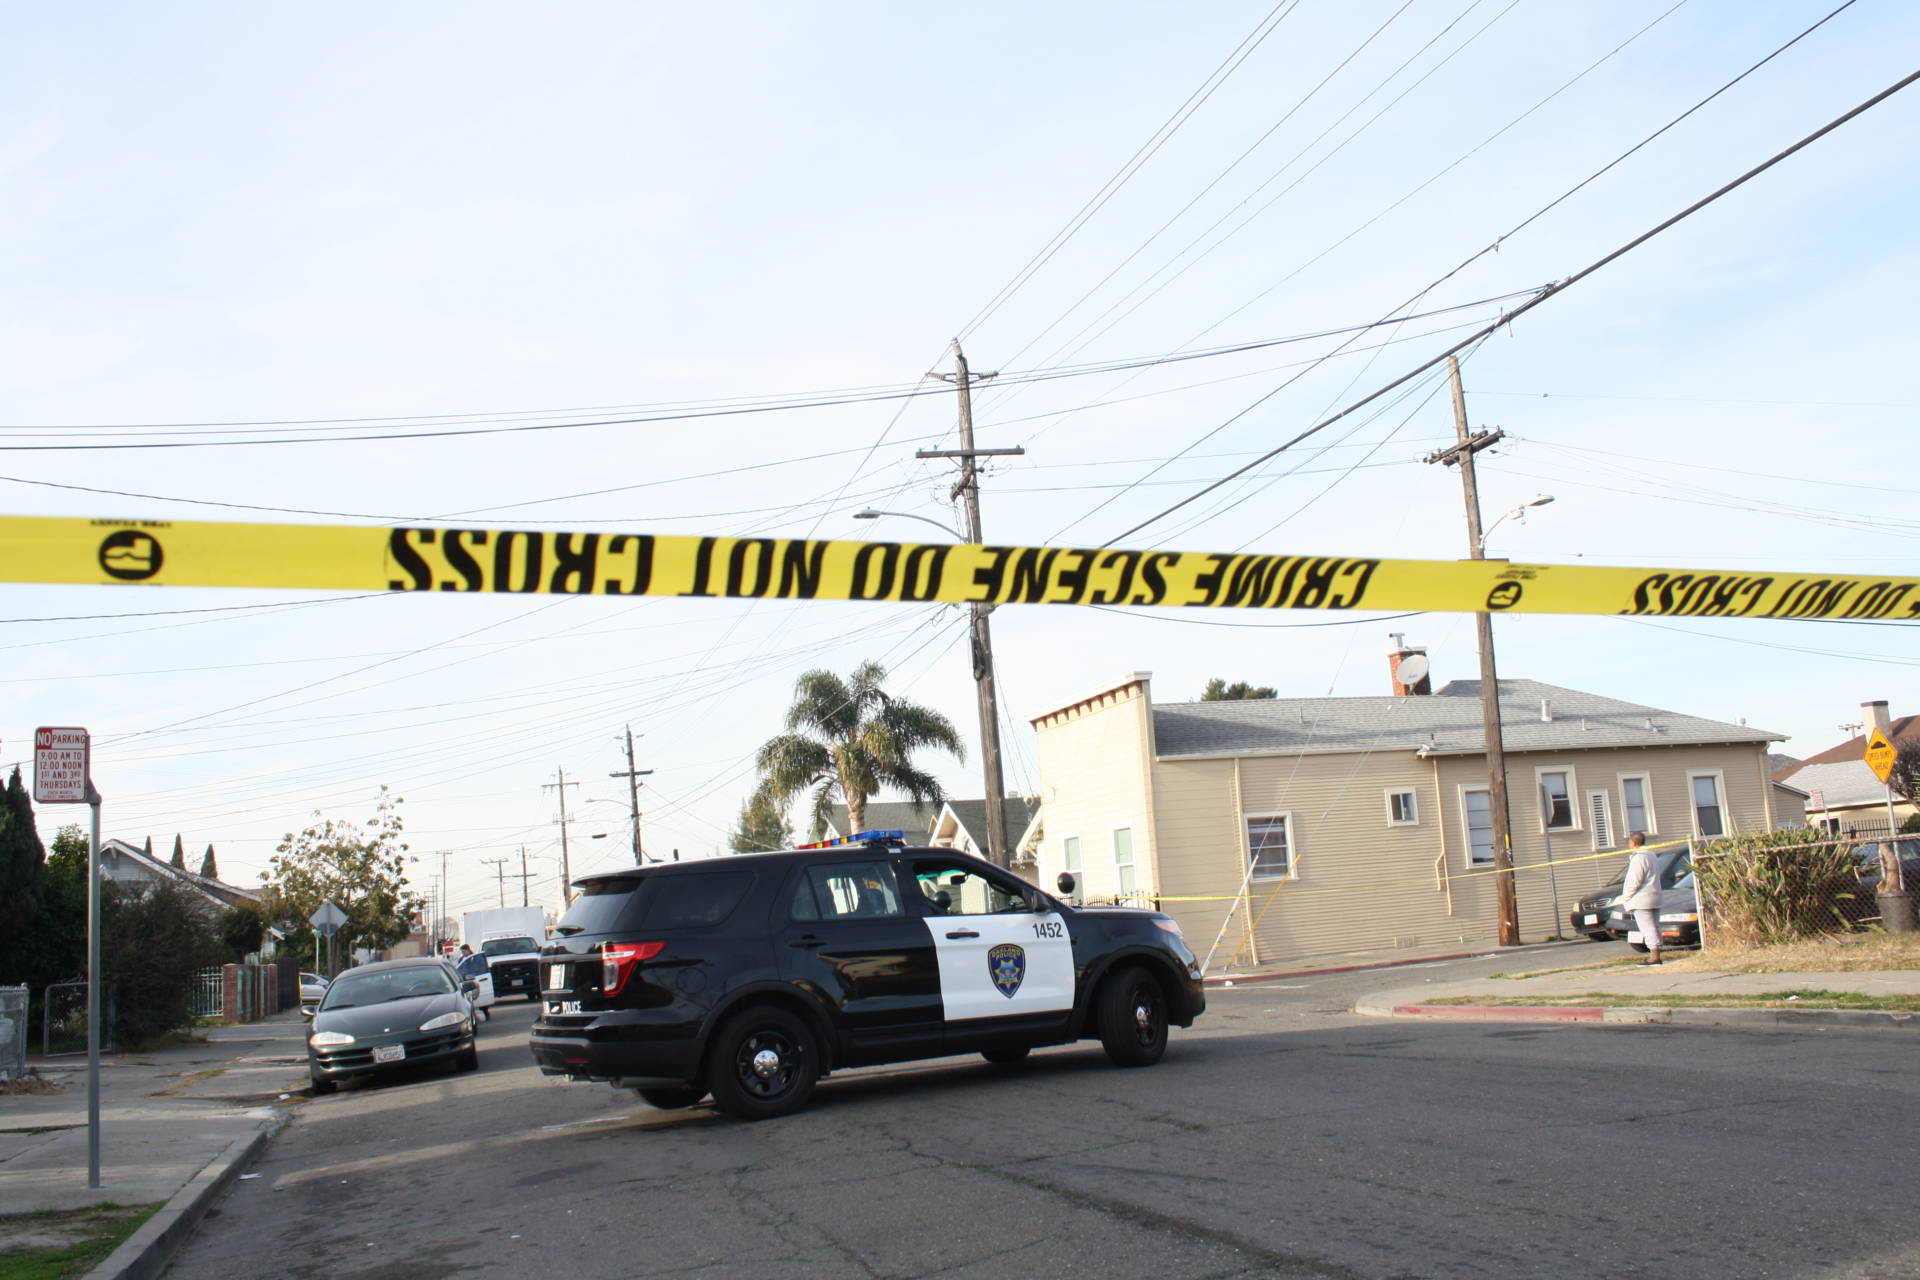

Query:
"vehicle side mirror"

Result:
[[462, 980, 478, 995], [1056, 872, 1077, 896], [299, 1005, 316, 1019]]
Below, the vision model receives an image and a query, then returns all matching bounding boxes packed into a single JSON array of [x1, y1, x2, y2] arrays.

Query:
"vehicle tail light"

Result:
[[601, 941, 665, 995]]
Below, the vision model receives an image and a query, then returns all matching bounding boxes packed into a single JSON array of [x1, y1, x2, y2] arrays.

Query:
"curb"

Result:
[[85, 1111, 287, 1280], [1206, 950, 1487, 987], [1369, 1003, 1920, 1031]]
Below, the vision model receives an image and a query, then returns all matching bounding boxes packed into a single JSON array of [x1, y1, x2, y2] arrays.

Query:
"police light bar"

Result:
[[792, 829, 907, 850]]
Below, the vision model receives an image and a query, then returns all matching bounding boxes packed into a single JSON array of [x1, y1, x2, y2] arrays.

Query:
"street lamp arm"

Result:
[[853, 509, 967, 542]]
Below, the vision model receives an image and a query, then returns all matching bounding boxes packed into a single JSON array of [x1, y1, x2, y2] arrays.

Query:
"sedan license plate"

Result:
[[547, 999, 582, 1015], [1580, 913, 1599, 926], [1625, 930, 1643, 944], [373, 1044, 405, 1064]]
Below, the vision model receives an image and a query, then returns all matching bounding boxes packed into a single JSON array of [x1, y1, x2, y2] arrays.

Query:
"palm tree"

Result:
[[754, 660, 964, 839]]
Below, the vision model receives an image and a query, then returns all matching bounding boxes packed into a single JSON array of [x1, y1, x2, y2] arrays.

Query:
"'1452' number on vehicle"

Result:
[[1031, 920, 1064, 939]]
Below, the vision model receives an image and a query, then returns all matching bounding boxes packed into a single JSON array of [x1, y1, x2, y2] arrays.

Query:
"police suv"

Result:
[[528, 832, 1205, 1120]]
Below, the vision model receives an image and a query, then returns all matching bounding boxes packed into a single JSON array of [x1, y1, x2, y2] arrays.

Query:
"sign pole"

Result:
[[86, 783, 102, 1189]]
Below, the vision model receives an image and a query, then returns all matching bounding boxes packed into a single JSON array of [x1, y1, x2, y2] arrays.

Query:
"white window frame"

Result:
[[1059, 833, 1083, 904], [1460, 786, 1495, 867], [1244, 812, 1295, 880], [1586, 788, 1614, 850], [1384, 788, 1419, 826], [1535, 766, 1578, 832], [1688, 769, 1730, 839], [1112, 825, 1136, 896], [1617, 771, 1655, 838]]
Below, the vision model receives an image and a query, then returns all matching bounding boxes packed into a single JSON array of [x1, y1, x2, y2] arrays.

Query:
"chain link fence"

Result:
[[1693, 832, 1919, 948], [41, 980, 114, 1058], [0, 985, 26, 1081]]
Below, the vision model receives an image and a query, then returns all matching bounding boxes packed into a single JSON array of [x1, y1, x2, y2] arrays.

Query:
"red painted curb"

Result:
[[1392, 1004, 1605, 1021], [1206, 950, 1485, 986]]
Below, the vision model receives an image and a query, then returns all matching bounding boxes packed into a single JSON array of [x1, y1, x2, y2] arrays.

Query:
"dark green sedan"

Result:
[[304, 957, 480, 1094]]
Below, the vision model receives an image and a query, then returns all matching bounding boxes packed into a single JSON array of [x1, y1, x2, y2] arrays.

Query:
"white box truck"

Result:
[[463, 906, 547, 1002]]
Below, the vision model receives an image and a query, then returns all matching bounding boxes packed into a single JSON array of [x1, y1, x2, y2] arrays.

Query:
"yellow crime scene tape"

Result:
[[3, 514, 1918, 622]]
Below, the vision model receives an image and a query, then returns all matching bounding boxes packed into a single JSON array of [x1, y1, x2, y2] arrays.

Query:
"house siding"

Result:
[[1030, 679, 1159, 905], [1072, 729, 1780, 966]]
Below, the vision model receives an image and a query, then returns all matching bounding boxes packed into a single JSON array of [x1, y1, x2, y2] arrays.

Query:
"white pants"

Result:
[[1632, 909, 1662, 952]]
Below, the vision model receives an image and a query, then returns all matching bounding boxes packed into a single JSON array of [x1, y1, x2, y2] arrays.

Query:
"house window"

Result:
[[1385, 789, 1418, 826], [1690, 772, 1727, 838], [1462, 788, 1494, 866], [1061, 835, 1082, 903], [1587, 789, 1613, 850], [1619, 773, 1654, 837], [1245, 814, 1293, 878], [1113, 827, 1136, 895], [1538, 769, 1575, 830]]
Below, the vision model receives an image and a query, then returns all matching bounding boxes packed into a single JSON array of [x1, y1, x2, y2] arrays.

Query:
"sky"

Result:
[[3, 1, 1916, 926]]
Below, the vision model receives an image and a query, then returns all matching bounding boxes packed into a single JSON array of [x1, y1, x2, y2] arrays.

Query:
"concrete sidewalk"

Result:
[[1355, 963, 1920, 1030], [0, 1011, 312, 1279]]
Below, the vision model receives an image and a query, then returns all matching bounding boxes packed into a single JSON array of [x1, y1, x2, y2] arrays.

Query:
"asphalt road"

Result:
[[167, 948, 1920, 1280]]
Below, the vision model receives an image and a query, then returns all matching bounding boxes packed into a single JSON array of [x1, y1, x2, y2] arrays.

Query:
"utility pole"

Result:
[[1423, 355, 1520, 946], [917, 340, 1024, 867], [544, 768, 580, 903], [438, 849, 450, 943], [519, 846, 531, 907], [480, 857, 509, 908], [609, 725, 653, 864]]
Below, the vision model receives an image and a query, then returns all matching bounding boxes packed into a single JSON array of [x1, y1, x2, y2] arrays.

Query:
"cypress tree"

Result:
[[0, 768, 47, 988], [200, 844, 219, 879], [170, 833, 187, 869]]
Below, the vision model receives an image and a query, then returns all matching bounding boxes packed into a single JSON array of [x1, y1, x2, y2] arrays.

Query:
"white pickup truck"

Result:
[[462, 906, 548, 1002]]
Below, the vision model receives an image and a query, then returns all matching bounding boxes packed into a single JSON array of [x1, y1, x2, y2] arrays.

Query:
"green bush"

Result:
[[103, 882, 225, 1049], [1694, 827, 1866, 948]]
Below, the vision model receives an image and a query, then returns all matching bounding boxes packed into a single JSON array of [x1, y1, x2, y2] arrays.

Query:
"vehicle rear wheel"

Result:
[[705, 1007, 819, 1120], [981, 1046, 1030, 1065], [633, 1085, 707, 1109], [1097, 965, 1167, 1068], [309, 1072, 337, 1095]]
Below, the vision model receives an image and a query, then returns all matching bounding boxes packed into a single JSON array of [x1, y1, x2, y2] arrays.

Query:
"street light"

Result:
[[1478, 494, 1555, 550], [853, 507, 1012, 868], [853, 508, 965, 541]]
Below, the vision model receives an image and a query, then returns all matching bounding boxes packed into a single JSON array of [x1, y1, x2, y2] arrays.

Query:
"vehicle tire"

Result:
[[309, 1073, 337, 1096], [705, 1007, 819, 1121], [633, 1085, 707, 1109], [456, 1042, 480, 1073], [1627, 941, 1650, 953], [981, 1046, 1031, 1065], [1584, 933, 1611, 944], [1097, 965, 1168, 1068]]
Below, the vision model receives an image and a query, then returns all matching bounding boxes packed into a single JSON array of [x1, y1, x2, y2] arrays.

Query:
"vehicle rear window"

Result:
[[556, 869, 755, 935]]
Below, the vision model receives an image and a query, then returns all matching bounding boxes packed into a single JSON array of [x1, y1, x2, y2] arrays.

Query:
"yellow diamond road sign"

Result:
[[1864, 727, 1897, 784]]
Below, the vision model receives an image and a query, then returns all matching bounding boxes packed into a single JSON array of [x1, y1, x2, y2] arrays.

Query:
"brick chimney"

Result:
[[1387, 633, 1431, 696]]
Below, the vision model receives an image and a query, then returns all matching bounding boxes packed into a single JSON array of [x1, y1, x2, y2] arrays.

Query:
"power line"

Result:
[[1103, 64, 1920, 545]]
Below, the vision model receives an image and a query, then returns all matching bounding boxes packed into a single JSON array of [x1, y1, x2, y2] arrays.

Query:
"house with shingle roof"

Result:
[[96, 838, 263, 915], [1031, 643, 1799, 971], [1773, 700, 1916, 834]]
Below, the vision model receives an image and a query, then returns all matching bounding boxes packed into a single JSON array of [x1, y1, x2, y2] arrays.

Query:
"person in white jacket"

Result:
[[1619, 832, 1663, 965]]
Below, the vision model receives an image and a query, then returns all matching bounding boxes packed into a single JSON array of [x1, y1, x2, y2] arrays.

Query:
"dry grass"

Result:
[[0, 1074, 63, 1097], [1674, 932, 1920, 974]]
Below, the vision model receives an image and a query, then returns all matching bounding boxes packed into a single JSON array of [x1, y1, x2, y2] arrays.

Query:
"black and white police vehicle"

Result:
[[528, 831, 1205, 1119]]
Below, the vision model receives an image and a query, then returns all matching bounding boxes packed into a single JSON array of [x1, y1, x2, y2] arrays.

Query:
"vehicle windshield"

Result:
[[481, 936, 538, 957], [321, 967, 455, 1009]]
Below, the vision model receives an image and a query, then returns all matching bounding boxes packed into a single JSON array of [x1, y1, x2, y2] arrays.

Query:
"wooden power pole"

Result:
[[544, 768, 579, 903], [918, 341, 1024, 867], [609, 725, 652, 864], [1424, 356, 1520, 945]]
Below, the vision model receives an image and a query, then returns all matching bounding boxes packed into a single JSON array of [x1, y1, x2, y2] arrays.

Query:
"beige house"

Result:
[[1030, 657, 1792, 970], [1773, 700, 1915, 836]]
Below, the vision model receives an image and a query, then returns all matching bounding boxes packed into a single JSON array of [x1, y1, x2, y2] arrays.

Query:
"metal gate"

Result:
[[0, 986, 25, 1080], [191, 967, 224, 1020], [42, 980, 114, 1057]]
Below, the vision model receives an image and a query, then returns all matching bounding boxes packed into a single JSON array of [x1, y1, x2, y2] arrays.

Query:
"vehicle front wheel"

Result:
[[1627, 941, 1650, 953], [981, 1046, 1030, 1065], [308, 1072, 337, 1096], [705, 1007, 819, 1121], [1584, 933, 1613, 944], [1097, 966, 1168, 1068], [455, 1042, 480, 1073], [633, 1085, 707, 1109]]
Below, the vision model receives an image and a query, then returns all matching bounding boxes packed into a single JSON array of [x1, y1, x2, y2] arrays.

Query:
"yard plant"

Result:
[[1693, 827, 1866, 948]]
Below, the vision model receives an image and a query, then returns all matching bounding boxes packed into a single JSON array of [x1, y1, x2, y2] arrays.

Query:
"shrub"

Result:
[[1694, 828, 1866, 948], [103, 882, 225, 1049]]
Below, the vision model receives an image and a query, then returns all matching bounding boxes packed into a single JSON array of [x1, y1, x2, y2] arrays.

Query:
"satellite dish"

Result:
[[1397, 654, 1430, 687]]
